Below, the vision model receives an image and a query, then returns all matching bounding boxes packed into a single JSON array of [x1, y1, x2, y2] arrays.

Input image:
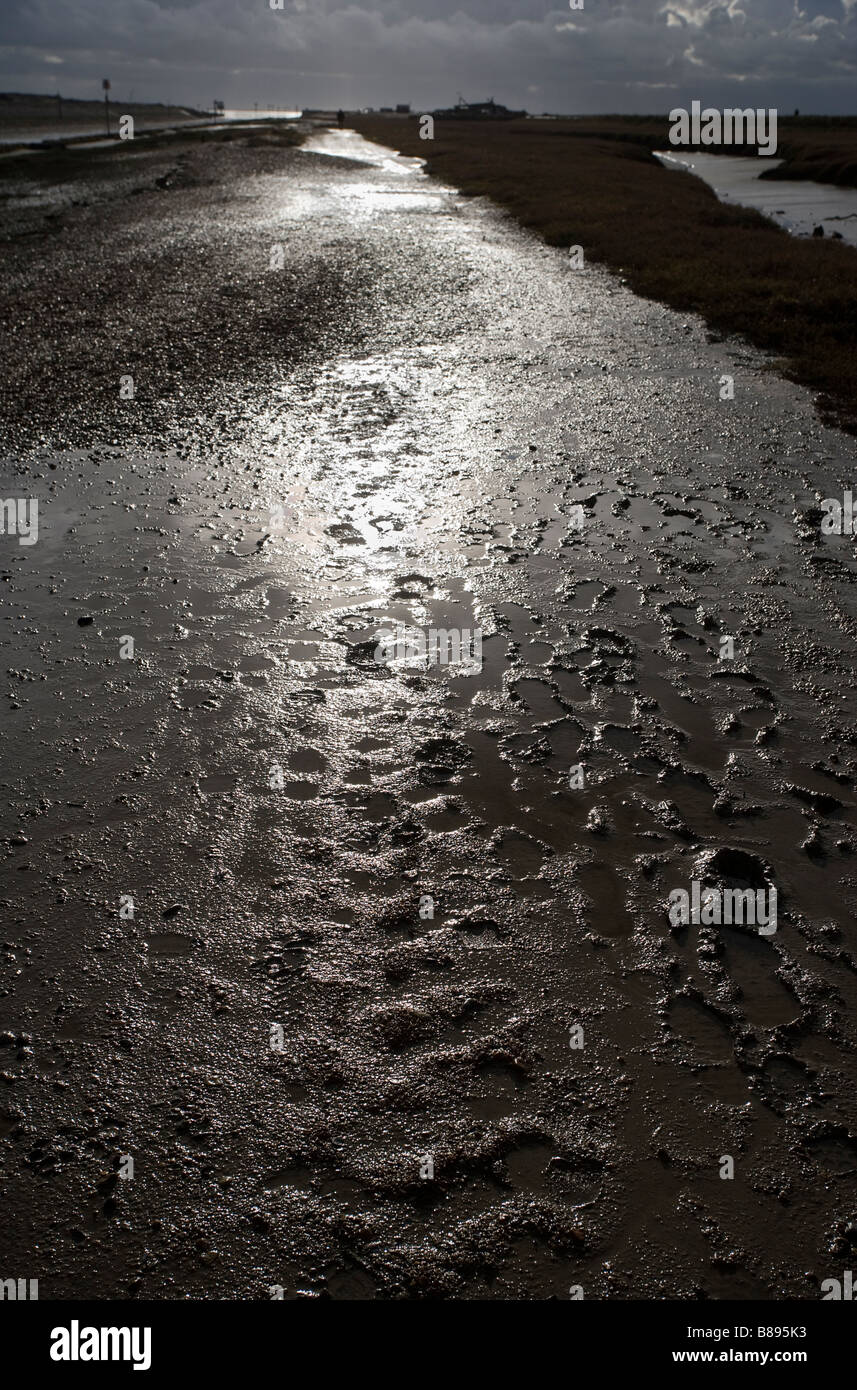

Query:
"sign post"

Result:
[[103, 78, 110, 135]]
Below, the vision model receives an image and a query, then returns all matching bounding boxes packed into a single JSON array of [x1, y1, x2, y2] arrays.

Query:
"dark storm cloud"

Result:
[[0, 0, 854, 112]]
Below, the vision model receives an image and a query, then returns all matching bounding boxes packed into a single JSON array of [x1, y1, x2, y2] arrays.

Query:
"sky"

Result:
[[0, 0, 854, 115]]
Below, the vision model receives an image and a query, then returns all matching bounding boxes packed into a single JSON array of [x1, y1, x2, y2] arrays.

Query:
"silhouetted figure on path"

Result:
[[337, 109, 345, 129]]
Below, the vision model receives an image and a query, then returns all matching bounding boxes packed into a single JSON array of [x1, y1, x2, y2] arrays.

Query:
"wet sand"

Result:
[[2, 127, 857, 1300]]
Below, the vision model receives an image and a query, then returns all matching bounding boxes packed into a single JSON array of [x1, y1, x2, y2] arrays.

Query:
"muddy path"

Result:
[[1, 128, 857, 1300]]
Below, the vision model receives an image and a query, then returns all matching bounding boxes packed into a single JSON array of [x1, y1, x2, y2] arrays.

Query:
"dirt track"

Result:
[[2, 126, 857, 1299]]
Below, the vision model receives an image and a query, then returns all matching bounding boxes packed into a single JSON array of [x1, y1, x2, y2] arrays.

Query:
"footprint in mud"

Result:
[[565, 580, 610, 610], [504, 1139, 556, 1189], [283, 781, 320, 801], [237, 653, 278, 673], [668, 995, 734, 1061], [355, 735, 388, 753], [545, 1155, 604, 1204], [802, 1126, 857, 1175], [467, 1064, 530, 1120], [521, 641, 555, 664], [577, 861, 634, 938], [510, 678, 565, 722], [644, 674, 718, 752], [491, 828, 550, 878], [546, 719, 586, 768], [691, 847, 799, 1027], [721, 932, 800, 1028], [265, 587, 296, 620], [553, 667, 589, 706], [757, 1054, 815, 1113], [346, 791, 396, 819], [595, 723, 640, 757], [289, 747, 328, 775], [581, 625, 635, 659], [666, 1034, 750, 1103]]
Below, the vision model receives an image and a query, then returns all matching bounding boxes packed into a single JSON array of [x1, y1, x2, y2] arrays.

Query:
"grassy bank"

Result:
[[757, 116, 857, 187], [456, 114, 857, 188], [352, 115, 857, 436]]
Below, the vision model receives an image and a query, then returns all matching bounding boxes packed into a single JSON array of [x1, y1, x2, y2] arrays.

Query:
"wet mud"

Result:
[[1, 128, 857, 1300]]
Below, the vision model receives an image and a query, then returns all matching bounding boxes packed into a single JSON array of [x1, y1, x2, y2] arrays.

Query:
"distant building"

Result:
[[432, 97, 526, 121], [395, 103, 411, 114]]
